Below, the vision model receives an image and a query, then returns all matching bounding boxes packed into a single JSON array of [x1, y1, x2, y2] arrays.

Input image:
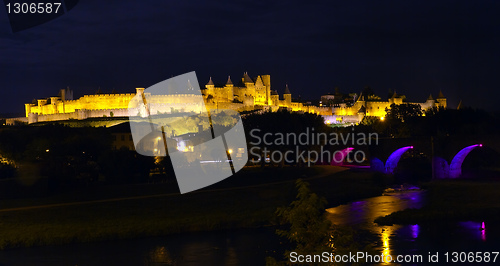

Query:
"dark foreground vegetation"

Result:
[[0, 166, 387, 249], [266, 179, 378, 265], [0, 108, 498, 250]]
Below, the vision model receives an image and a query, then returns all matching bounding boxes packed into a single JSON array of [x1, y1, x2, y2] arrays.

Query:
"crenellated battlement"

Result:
[[83, 93, 137, 98]]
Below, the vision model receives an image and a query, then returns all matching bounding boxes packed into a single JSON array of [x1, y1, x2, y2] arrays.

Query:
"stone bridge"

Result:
[[327, 134, 500, 179]]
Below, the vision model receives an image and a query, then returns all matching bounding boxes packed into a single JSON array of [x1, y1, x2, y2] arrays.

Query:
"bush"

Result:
[[0, 163, 17, 179]]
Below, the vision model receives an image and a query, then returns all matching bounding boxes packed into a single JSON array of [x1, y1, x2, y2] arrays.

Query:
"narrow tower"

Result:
[[284, 84, 292, 107]]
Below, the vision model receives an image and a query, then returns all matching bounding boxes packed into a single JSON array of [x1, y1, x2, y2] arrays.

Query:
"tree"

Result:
[[0, 162, 16, 179], [243, 110, 327, 167], [267, 179, 377, 266], [385, 103, 422, 123], [267, 179, 332, 265]]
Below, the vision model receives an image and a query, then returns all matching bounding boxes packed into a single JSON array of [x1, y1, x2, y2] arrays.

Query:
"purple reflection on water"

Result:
[[326, 190, 426, 226], [411, 224, 419, 239], [482, 222, 486, 241], [458, 221, 487, 241]]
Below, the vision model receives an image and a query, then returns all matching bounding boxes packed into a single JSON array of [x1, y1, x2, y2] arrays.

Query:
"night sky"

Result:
[[1, 0, 499, 115]]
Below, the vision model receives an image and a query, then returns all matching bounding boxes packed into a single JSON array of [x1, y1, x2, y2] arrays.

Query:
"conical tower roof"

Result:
[[437, 90, 445, 99], [427, 94, 434, 101], [357, 92, 368, 101], [226, 76, 233, 85], [243, 72, 253, 84], [284, 84, 291, 94], [254, 75, 264, 86], [357, 105, 366, 114], [391, 91, 399, 98], [457, 100, 463, 110], [206, 77, 214, 86]]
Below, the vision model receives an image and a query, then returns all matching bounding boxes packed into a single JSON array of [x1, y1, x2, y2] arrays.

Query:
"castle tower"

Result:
[[49, 97, 59, 114], [205, 77, 215, 97], [136, 88, 145, 95], [225, 76, 234, 101], [60, 87, 73, 101], [37, 99, 48, 106], [283, 84, 292, 107], [354, 92, 366, 113], [389, 91, 402, 105], [254, 75, 266, 105], [388, 91, 394, 104], [426, 93, 435, 105], [242, 72, 255, 103], [28, 112, 38, 124], [24, 103, 32, 117], [436, 90, 447, 109], [61, 89, 66, 102], [270, 90, 279, 106], [242, 72, 253, 85], [261, 75, 271, 105], [50, 97, 58, 105], [59, 89, 67, 113]]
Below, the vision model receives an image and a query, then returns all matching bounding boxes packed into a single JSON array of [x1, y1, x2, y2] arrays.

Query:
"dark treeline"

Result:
[[243, 107, 500, 167], [0, 124, 155, 191], [360, 104, 500, 138], [0, 107, 498, 193]]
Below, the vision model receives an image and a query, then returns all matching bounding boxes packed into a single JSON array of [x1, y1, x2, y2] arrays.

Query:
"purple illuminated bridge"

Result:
[[331, 147, 354, 166], [376, 144, 483, 178], [449, 144, 482, 178], [385, 146, 413, 174]]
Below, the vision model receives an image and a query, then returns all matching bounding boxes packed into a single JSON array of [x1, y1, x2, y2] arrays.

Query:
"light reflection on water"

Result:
[[0, 229, 281, 266], [326, 191, 426, 265], [0, 191, 496, 265], [458, 221, 487, 242], [146, 246, 174, 265], [326, 191, 426, 226], [381, 226, 391, 265], [325, 190, 498, 265]]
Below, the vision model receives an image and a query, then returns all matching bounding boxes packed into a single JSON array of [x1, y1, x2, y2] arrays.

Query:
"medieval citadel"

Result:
[[13, 72, 446, 125]]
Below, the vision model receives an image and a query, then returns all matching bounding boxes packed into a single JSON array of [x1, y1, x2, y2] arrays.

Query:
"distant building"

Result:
[[109, 122, 135, 151], [323, 90, 446, 124]]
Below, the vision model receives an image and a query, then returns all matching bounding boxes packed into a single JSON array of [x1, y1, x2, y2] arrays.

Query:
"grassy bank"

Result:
[[375, 178, 500, 225], [0, 166, 386, 249]]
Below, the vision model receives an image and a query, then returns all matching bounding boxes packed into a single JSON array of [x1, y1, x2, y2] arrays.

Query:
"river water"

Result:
[[0, 228, 282, 266], [325, 190, 500, 265], [0, 190, 498, 265]]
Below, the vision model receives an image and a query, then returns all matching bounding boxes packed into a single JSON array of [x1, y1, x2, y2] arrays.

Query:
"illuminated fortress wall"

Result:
[[23, 73, 447, 125], [25, 88, 211, 124], [326, 92, 447, 124], [203, 74, 332, 116]]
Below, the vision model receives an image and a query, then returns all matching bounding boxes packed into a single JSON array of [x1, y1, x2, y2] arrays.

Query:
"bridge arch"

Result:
[[385, 146, 413, 174], [449, 144, 482, 178], [331, 147, 354, 166]]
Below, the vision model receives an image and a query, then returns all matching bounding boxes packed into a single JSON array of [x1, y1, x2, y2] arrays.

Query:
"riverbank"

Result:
[[0, 166, 387, 249], [375, 178, 500, 225]]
